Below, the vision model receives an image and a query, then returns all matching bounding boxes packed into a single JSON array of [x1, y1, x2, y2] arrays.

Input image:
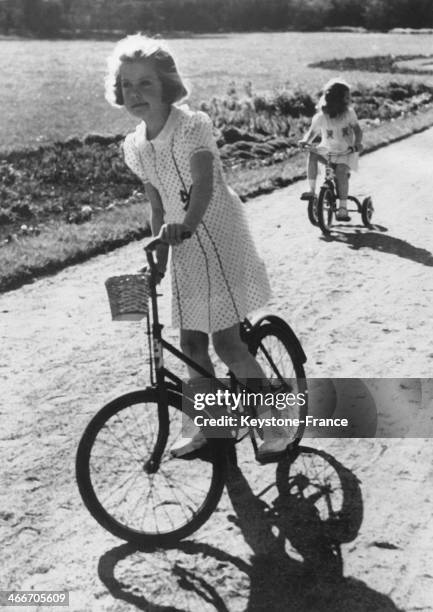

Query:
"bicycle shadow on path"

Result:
[[97, 450, 401, 611], [322, 225, 433, 266]]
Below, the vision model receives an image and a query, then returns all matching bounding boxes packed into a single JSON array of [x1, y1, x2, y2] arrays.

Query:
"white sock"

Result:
[[308, 179, 316, 193], [339, 199, 347, 210]]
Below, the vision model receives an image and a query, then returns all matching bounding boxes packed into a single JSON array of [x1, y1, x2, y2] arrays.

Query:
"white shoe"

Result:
[[257, 437, 290, 461], [256, 407, 293, 461], [170, 412, 207, 457], [170, 431, 207, 457]]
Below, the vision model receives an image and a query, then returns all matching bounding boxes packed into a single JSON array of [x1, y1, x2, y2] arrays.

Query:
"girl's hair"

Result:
[[317, 78, 351, 119], [105, 33, 189, 106]]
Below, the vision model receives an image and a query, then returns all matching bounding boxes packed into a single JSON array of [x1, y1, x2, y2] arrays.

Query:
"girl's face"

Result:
[[120, 59, 168, 120]]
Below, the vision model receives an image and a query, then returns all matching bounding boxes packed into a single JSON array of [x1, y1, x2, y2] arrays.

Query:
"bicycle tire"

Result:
[[76, 388, 226, 548], [361, 196, 374, 228], [248, 322, 308, 447], [307, 197, 319, 226], [317, 187, 335, 235]]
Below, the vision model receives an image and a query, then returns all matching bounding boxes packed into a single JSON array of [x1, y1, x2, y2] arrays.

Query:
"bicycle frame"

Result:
[[322, 154, 338, 200], [319, 152, 362, 214], [143, 244, 257, 471]]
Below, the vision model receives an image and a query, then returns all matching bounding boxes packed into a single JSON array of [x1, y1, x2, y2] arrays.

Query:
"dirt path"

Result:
[[1, 129, 433, 611]]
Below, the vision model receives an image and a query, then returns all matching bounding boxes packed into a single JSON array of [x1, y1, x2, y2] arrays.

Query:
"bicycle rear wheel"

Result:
[[317, 187, 335, 235], [248, 322, 308, 447], [76, 388, 226, 548]]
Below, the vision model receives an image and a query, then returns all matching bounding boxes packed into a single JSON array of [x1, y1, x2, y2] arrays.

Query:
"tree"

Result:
[[288, 0, 334, 30], [21, 0, 63, 36]]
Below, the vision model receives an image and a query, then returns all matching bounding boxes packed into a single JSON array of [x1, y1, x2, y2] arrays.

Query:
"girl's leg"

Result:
[[335, 164, 350, 218], [180, 329, 215, 379], [304, 151, 319, 196], [212, 323, 265, 381], [213, 323, 292, 459], [171, 329, 215, 456]]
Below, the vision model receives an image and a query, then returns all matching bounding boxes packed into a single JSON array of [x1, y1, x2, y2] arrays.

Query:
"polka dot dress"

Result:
[[123, 105, 271, 334]]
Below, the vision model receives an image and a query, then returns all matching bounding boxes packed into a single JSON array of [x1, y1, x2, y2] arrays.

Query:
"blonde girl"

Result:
[[106, 34, 288, 460], [299, 78, 363, 221]]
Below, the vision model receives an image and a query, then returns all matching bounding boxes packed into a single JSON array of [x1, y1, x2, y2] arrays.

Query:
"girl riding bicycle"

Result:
[[106, 34, 289, 460], [299, 78, 363, 221]]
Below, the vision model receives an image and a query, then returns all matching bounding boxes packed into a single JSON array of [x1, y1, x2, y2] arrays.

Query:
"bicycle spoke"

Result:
[[94, 436, 141, 460], [113, 411, 146, 458], [98, 468, 142, 513], [129, 403, 156, 454], [104, 423, 140, 460], [158, 468, 195, 524]]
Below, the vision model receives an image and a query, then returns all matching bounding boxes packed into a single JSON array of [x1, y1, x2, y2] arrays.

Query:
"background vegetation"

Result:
[[1, 0, 433, 37], [2, 79, 433, 244], [2, 30, 433, 292], [3, 33, 433, 153]]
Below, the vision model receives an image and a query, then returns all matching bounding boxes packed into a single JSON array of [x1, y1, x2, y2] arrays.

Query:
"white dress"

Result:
[[312, 107, 360, 170], [123, 104, 271, 333]]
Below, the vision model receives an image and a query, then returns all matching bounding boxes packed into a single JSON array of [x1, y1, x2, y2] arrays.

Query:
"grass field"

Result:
[[2, 32, 433, 151]]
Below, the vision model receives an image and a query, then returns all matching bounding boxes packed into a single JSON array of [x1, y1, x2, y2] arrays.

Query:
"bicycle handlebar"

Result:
[[142, 230, 192, 278], [298, 142, 357, 157], [143, 230, 192, 253]]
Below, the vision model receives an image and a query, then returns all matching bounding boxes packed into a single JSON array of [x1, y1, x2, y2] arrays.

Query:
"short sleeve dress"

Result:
[[311, 107, 360, 170], [123, 105, 271, 334]]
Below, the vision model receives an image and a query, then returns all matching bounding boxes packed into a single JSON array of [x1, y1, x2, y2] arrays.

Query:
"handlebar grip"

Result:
[[143, 230, 192, 252]]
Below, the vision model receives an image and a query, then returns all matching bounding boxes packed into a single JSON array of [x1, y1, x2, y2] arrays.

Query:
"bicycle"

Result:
[[75, 234, 308, 548], [299, 144, 374, 235]]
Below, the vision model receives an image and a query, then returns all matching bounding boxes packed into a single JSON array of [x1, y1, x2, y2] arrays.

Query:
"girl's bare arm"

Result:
[[353, 123, 363, 150], [160, 150, 214, 245], [145, 182, 168, 274], [183, 150, 214, 232], [299, 125, 318, 145]]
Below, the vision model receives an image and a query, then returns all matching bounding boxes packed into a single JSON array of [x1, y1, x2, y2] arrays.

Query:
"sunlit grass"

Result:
[[0, 203, 150, 292], [2, 32, 433, 151]]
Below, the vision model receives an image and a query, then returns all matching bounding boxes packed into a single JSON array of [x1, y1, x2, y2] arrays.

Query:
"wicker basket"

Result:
[[105, 273, 150, 321]]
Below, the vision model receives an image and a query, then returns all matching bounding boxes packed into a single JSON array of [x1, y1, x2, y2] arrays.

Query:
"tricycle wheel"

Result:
[[361, 197, 374, 228], [307, 197, 319, 226], [317, 187, 335, 235]]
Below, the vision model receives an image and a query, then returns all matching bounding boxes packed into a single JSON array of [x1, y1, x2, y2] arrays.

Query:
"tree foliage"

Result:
[[1, 0, 433, 36]]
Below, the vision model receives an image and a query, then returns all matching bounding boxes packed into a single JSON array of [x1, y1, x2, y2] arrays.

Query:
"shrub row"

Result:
[[1, 79, 433, 241], [310, 53, 433, 75]]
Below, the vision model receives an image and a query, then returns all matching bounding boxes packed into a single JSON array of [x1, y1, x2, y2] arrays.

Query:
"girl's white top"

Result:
[[312, 107, 360, 170], [123, 104, 271, 333]]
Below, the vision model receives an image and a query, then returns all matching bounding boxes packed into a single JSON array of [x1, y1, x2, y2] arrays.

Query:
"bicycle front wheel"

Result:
[[317, 187, 335, 235], [307, 197, 319, 226], [76, 389, 226, 548], [248, 323, 308, 446]]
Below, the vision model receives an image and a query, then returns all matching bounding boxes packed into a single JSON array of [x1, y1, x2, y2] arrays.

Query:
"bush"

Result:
[[2, 80, 433, 241]]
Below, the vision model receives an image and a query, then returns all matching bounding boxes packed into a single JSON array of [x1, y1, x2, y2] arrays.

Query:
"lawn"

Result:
[[2, 32, 433, 151]]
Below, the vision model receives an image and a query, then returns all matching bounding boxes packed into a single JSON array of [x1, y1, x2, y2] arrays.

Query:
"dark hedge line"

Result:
[[3, 0, 433, 36], [311, 54, 433, 75]]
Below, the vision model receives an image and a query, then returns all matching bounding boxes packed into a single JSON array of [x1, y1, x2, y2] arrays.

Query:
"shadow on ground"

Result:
[[322, 225, 433, 266], [97, 447, 401, 611]]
